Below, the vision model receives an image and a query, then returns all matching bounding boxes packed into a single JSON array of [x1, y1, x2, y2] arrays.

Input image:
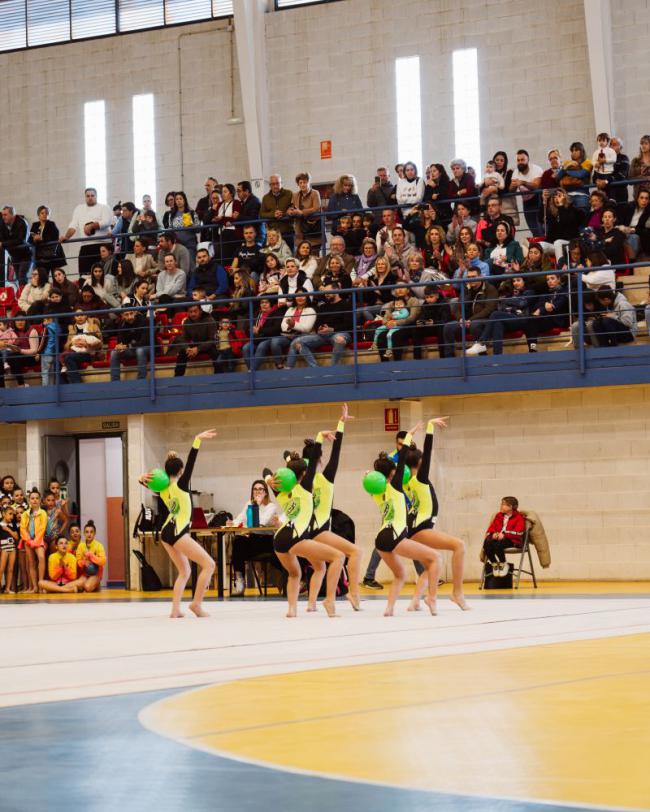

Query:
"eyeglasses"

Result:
[[253, 486, 266, 492]]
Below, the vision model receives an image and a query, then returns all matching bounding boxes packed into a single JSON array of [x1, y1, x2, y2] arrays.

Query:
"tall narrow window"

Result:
[[452, 48, 481, 175], [84, 101, 107, 204], [132, 94, 157, 209], [394, 56, 422, 173]]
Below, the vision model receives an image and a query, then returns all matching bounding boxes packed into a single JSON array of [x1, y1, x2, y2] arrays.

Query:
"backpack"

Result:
[[132, 503, 165, 540], [132, 549, 163, 591], [209, 510, 233, 527]]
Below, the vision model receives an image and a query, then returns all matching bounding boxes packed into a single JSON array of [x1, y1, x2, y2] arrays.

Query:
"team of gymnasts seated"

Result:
[[140, 404, 470, 618]]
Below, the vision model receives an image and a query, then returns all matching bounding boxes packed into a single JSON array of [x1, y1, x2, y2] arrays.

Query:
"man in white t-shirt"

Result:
[[60, 188, 112, 280], [509, 150, 543, 237]]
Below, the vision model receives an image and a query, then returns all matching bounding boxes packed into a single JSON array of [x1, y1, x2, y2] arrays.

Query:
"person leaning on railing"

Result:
[[260, 175, 294, 250], [287, 172, 322, 251]]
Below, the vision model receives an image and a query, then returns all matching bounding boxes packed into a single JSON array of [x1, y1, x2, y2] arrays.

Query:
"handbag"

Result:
[[483, 561, 513, 589]]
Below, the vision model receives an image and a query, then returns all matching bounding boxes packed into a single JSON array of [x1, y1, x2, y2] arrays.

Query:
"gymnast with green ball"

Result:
[[139, 429, 217, 618]]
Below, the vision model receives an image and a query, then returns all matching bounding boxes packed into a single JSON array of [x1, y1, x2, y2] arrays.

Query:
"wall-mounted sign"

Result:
[[320, 139, 332, 160], [101, 420, 122, 430], [384, 407, 399, 432]]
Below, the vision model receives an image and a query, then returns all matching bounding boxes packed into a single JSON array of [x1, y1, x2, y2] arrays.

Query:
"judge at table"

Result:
[[227, 479, 281, 596]]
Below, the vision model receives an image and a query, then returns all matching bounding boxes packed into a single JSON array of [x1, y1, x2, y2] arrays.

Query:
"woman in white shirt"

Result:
[[228, 479, 281, 596], [295, 240, 318, 279], [396, 161, 425, 207], [272, 289, 317, 369]]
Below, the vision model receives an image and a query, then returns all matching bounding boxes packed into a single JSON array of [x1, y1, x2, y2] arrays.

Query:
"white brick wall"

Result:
[[611, 0, 650, 149]]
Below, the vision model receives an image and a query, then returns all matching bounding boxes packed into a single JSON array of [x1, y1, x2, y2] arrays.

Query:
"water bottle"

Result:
[[246, 504, 254, 528]]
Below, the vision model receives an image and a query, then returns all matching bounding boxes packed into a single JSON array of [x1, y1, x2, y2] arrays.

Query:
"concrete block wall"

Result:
[[264, 0, 595, 185], [611, 0, 650, 149], [0, 20, 248, 222]]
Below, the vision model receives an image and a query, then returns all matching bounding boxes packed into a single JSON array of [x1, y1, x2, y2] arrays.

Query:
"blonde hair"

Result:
[[333, 174, 358, 195]]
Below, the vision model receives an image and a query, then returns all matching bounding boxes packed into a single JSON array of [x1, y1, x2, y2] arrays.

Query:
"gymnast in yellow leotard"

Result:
[[139, 429, 217, 619]]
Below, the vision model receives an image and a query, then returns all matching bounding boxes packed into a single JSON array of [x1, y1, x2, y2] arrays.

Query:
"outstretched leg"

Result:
[[292, 539, 344, 617], [411, 528, 469, 610], [393, 538, 440, 615], [173, 534, 216, 617], [314, 530, 361, 610]]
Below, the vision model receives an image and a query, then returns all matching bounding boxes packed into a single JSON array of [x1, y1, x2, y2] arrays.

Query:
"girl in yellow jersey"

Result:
[[405, 418, 469, 611], [75, 520, 107, 592], [369, 424, 440, 616], [139, 429, 217, 618], [268, 445, 344, 618], [302, 403, 361, 611]]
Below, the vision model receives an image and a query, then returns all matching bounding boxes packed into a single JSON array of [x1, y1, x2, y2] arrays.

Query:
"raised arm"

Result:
[[392, 431, 413, 494], [417, 417, 448, 483], [322, 403, 355, 483], [177, 429, 217, 492], [302, 432, 323, 493]]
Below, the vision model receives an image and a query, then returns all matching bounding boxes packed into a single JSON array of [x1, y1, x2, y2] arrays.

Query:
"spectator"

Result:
[[171, 304, 218, 376], [403, 202, 442, 249], [39, 315, 61, 386], [129, 279, 151, 310], [467, 276, 539, 355], [114, 257, 136, 302], [61, 311, 103, 383], [286, 282, 353, 368], [557, 142, 593, 213], [336, 214, 364, 256], [318, 255, 352, 292], [127, 238, 157, 285], [479, 159, 506, 208], [586, 189, 608, 230], [295, 239, 318, 280], [327, 175, 363, 233], [0, 503, 18, 594], [488, 222, 524, 272], [241, 297, 285, 371], [99, 242, 119, 277], [156, 231, 190, 274], [630, 135, 650, 181], [475, 196, 515, 247], [151, 254, 187, 304], [200, 189, 223, 244], [76, 285, 104, 316], [112, 202, 139, 256], [170, 191, 199, 265], [375, 208, 401, 253], [514, 243, 554, 293], [29, 205, 66, 280], [260, 175, 294, 249], [272, 289, 316, 369], [482, 496, 525, 572], [595, 209, 627, 266], [374, 286, 421, 361], [38, 536, 85, 593], [383, 225, 416, 274], [60, 188, 112, 279], [188, 247, 229, 299], [440, 268, 498, 358], [609, 136, 631, 204], [258, 254, 283, 296], [161, 191, 176, 229], [591, 133, 617, 188], [2, 314, 39, 388], [618, 186, 650, 258], [411, 285, 453, 359], [227, 479, 281, 596], [288, 172, 322, 249], [395, 163, 405, 180], [261, 227, 293, 265], [279, 257, 314, 303], [89, 263, 121, 309], [20, 490, 47, 592], [540, 148, 563, 190], [446, 202, 477, 244], [109, 307, 150, 381], [42, 489, 67, 553], [448, 159, 477, 210], [236, 180, 263, 238], [228, 269, 256, 327], [423, 163, 453, 222], [214, 315, 246, 373], [425, 225, 450, 275], [51, 268, 80, 308], [541, 187, 584, 260], [396, 161, 425, 207], [75, 520, 106, 592], [529, 272, 571, 333], [492, 150, 519, 226], [366, 167, 396, 225], [231, 224, 264, 279], [360, 255, 397, 322], [131, 209, 159, 243], [313, 236, 355, 287], [18, 268, 50, 315], [195, 177, 218, 224], [509, 149, 544, 236], [0, 205, 32, 286], [212, 183, 242, 265], [0, 317, 17, 375], [572, 285, 636, 348], [353, 238, 378, 284]]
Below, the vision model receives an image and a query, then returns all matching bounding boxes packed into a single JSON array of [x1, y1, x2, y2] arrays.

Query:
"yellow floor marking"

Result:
[[142, 633, 650, 810], [2, 580, 649, 601]]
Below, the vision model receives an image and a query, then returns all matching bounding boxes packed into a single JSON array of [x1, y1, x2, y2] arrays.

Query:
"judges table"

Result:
[[139, 526, 275, 598]]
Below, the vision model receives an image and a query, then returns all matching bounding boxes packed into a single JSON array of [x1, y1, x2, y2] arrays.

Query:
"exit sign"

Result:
[[384, 407, 399, 432], [101, 421, 121, 430]]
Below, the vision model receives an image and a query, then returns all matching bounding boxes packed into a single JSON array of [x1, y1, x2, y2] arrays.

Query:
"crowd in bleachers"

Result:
[[1, 132, 650, 384]]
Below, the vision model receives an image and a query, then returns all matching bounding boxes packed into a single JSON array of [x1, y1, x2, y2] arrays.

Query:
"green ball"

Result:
[[149, 468, 170, 493], [403, 467, 412, 486], [363, 471, 387, 495], [275, 467, 297, 493]]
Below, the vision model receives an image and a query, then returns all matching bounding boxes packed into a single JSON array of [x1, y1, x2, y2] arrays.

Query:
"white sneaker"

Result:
[[465, 342, 487, 356], [231, 573, 245, 597]]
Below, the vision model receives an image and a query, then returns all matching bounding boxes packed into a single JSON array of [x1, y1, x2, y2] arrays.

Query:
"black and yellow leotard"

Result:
[[273, 439, 320, 553], [371, 432, 412, 553], [312, 420, 345, 534], [157, 438, 201, 545], [405, 420, 439, 534]]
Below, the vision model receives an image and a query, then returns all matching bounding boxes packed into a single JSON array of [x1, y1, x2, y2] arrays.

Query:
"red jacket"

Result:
[[486, 510, 525, 546]]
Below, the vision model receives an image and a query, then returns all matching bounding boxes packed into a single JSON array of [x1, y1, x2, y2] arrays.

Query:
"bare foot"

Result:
[[189, 603, 209, 618], [408, 599, 422, 612], [384, 606, 395, 617], [307, 603, 318, 612], [286, 606, 297, 618], [346, 593, 361, 611], [424, 596, 437, 616], [450, 594, 470, 610], [169, 609, 185, 618], [322, 600, 338, 617]]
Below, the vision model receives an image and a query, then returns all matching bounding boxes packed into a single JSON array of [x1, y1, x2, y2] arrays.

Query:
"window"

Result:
[[452, 48, 481, 176], [132, 94, 157, 209], [84, 101, 108, 205], [275, 0, 342, 7], [0, 0, 233, 53], [395, 56, 423, 175]]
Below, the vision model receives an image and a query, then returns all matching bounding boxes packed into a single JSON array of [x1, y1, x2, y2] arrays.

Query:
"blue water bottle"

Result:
[[246, 504, 254, 528]]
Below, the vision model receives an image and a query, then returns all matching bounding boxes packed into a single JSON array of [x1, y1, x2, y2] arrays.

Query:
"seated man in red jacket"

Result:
[[483, 496, 525, 570]]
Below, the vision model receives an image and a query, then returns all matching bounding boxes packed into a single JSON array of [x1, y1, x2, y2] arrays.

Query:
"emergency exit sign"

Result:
[[384, 407, 399, 432]]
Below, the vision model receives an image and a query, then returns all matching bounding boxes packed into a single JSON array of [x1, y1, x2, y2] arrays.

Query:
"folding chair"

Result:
[[480, 521, 537, 589]]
